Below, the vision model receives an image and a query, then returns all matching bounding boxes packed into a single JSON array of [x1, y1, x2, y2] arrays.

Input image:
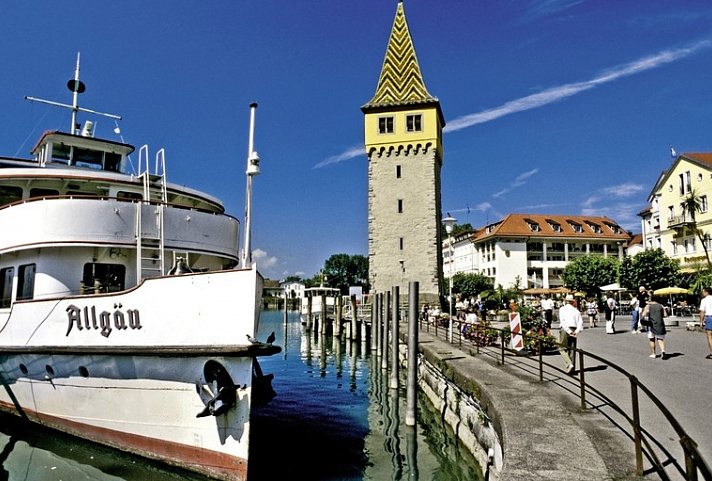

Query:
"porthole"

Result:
[[78, 366, 89, 378], [45, 365, 55, 376], [19, 364, 28, 375]]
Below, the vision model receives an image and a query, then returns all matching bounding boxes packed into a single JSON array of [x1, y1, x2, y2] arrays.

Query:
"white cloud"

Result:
[[252, 248, 278, 269], [314, 145, 365, 169], [524, 0, 586, 21], [582, 182, 645, 208], [493, 168, 540, 198], [443, 40, 712, 133]]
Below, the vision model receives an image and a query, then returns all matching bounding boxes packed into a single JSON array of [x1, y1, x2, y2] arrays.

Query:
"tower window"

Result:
[[396, 165, 401, 178], [399, 237, 404, 250], [397, 199, 403, 213], [406, 114, 422, 132], [378, 116, 394, 134]]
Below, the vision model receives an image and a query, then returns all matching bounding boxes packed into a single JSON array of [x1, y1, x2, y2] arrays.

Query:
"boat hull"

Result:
[[0, 267, 277, 481]]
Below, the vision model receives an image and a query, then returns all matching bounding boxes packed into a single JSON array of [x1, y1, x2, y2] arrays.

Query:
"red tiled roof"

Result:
[[472, 213, 631, 241], [683, 152, 712, 165]]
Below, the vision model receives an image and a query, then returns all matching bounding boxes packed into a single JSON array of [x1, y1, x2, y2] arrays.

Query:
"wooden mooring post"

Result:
[[406, 281, 419, 426], [334, 295, 343, 337], [306, 295, 313, 331], [382, 290, 390, 369], [373, 293, 381, 353], [390, 285, 400, 389], [350, 295, 359, 341]]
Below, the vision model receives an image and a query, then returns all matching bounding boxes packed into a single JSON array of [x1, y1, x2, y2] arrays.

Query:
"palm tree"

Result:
[[682, 189, 712, 270]]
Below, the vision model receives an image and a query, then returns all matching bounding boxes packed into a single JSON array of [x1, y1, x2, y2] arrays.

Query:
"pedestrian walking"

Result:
[[604, 295, 617, 334], [629, 293, 640, 333], [540, 295, 554, 335], [638, 286, 649, 332], [585, 297, 598, 328], [558, 294, 583, 373], [698, 287, 712, 359], [641, 294, 667, 359]]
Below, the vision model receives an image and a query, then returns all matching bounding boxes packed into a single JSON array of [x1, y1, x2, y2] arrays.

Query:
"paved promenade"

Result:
[[414, 313, 710, 480]]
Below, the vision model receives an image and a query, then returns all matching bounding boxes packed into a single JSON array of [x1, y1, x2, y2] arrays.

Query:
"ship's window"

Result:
[[29, 188, 59, 199], [0, 186, 23, 207], [117, 191, 143, 202], [105, 152, 121, 172], [17, 264, 35, 301], [378, 116, 394, 134], [51, 143, 71, 163], [82, 263, 126, 293], [0, 267, 14, 308], [406, 114, 422, 132], [73, 148, 103, 170], [67, 191, 99, 197]]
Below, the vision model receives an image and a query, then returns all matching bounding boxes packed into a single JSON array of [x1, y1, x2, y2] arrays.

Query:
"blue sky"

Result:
[[2, 1, 712, 281]]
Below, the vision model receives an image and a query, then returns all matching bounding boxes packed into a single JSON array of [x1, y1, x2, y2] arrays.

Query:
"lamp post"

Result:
[[443, 215, 457, 343]]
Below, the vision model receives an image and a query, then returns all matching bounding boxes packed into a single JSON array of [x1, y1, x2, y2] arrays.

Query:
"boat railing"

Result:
[[0, 193, 231, 218]]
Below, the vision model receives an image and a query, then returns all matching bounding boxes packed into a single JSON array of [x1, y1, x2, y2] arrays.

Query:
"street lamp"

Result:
[[443, 215, 457, 343]]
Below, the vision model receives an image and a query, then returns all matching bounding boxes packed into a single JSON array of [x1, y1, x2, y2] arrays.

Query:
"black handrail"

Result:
[[423, 315, 711, 481]]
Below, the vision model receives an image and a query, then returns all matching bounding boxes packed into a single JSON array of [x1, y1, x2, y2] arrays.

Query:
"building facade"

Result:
[[362, 1, 445, 303], [641, 152, 712, 270], [443, 214, 631, 289]]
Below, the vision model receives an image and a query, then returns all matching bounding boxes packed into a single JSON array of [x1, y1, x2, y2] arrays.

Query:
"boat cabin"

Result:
[[32, 129, 134, 173]]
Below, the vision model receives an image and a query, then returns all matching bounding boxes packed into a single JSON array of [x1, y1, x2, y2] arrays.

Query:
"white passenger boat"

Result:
[[300, 285, 341, 325], [0, 55, 278, 481]]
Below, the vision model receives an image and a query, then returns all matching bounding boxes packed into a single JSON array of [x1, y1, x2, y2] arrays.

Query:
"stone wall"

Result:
[[398, 341, 503, 479]]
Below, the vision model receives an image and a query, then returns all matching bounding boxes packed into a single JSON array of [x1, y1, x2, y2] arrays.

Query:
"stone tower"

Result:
[[361, 0, 445, 303]]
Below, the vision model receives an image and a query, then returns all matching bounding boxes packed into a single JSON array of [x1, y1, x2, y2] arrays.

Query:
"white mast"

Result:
[[242, 102, 260, 268], [25, 52, 121, 133]]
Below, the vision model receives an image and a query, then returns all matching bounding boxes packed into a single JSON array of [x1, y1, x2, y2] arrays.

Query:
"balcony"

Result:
[[668, 215, 694, 230]]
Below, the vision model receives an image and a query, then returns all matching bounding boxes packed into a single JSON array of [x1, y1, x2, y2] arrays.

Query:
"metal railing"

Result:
[[420, 315, 711, 481]]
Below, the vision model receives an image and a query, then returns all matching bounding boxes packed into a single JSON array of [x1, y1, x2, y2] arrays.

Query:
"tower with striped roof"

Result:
[[362, 0, 445, 302]]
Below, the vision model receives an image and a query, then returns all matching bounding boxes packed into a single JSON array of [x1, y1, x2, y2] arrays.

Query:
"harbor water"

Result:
[[0, 309, 483, 480]]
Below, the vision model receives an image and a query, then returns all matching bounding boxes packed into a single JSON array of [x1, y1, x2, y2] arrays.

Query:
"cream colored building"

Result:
[[641, 152, 712, 270], [362, 2, 445, 303], [443, 214, 631, 289]]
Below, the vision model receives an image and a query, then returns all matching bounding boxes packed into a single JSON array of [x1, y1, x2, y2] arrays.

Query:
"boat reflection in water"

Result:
[[0, 414, 210, 481], [248, 309, 484, 481], [0, 309, 482, 481]]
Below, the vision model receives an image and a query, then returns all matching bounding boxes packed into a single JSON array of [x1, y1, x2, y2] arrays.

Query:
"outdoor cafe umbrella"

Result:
[[652, 287, 689, 315], [652, 287, 688, 296]]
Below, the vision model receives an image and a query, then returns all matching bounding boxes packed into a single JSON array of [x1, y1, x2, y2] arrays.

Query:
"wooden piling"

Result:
[[350, 295, 359, 341], [283, 294, 288, 324], [372, 293, 380, 352], [320, 293, 326, 335], [390, 285, 400, 389], [406, 281, 419, 426], [306, 295, 313, 331], [382, 290, 390, 369], [334, 295, 342, 337]]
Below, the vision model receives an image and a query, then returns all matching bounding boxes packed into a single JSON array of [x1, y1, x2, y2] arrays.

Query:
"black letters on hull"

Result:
[[66, 304, 142, 337]]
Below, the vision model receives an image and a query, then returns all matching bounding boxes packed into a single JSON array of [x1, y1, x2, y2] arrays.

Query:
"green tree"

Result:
[[619, 248, 681, 291], [321, 253, 369, 294], [682, 189, 712, 270], [560, 255, 619, 295], [440, 222, 474, 238], [452, 272, 494, 299]]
